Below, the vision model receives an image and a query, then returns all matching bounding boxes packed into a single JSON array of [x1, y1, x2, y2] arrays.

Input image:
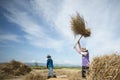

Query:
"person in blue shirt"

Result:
[[47, 55, 56, 79]]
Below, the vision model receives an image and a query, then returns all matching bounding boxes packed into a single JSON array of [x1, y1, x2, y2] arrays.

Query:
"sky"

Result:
[[0, 0, 120, 65]]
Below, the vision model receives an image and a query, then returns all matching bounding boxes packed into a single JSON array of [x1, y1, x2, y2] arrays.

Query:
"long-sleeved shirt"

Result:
[[47, 58, 54, 68]]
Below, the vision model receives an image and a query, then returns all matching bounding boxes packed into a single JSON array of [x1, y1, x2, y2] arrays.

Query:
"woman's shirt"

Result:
[[81, 51, 89, 66]]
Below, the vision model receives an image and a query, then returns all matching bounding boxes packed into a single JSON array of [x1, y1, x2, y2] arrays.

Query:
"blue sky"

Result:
[[0, 0, 120, 65]]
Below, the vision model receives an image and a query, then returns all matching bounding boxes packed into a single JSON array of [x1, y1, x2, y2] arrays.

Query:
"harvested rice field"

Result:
[[3, 69, 81, 80], [0, 54, 120, 80]]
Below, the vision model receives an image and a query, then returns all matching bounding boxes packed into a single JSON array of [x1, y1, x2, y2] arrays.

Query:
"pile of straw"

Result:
[[0, 60, 31, 79], [71, 13, 91, 37], [86, 54, 120, 80]]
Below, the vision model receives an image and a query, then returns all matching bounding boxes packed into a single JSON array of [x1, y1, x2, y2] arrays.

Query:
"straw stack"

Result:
[[0, 60, 31, 79], [86, 54, 120, 80], [71, 13, 91, 37]]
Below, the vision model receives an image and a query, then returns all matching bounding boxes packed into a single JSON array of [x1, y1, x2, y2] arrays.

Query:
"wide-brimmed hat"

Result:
[[82, 48, 87, 52]]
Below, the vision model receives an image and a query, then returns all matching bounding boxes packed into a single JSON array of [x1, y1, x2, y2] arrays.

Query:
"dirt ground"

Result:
[[47, 78, 68, 80], [4, 76, 24, 80], [5, 76, 69, 80]]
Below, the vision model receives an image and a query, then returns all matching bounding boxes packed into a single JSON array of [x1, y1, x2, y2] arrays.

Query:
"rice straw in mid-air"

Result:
[[70, 13, 91, 38]]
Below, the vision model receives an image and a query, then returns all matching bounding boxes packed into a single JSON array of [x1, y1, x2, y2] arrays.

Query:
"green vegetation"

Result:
[[31, 66, 46, 69], [54, 66, 81, 69], [30, 65, 81, 70]]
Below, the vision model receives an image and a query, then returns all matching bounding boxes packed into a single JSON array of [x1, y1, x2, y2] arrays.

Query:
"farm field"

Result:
[[1, 54, 120, 80], [3, 68, 82, 80]]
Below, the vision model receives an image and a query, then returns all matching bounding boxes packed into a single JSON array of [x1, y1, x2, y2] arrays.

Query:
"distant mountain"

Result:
[[54, 64, 80, 67], [0, 62, 80, 67], [25, 62, 80, 67], [25, 63, 46, 66]]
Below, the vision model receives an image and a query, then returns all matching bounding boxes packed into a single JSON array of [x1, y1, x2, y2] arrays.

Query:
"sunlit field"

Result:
[[0, 54, 120, 80]]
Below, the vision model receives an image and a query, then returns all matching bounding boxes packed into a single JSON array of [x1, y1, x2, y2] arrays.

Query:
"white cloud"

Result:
[[82, 1, 120, 57], [25, 35, 63, 50], [5, 11, 45, 37], [1, 0, 120, 61], [30, 0, 62, 23], [31, 0, 53, 20], [52, 0, 77, 40], [53, 0, 120, 57], [0, 34, 20, 42], [29, 0, 76, 40], [3, 1, 63, 51]]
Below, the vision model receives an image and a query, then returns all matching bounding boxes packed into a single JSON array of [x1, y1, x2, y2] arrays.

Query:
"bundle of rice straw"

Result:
[[71, 13, 91, 37], [86, 54, 120, 80], [0, 60, 31, 79]]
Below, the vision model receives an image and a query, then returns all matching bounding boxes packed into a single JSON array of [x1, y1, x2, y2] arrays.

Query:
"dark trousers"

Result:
[[82, 66, 89, 78]]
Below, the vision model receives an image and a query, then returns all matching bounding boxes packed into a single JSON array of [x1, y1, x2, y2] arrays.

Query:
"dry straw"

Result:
[[71, 13, 91, 37], [86, 54, 120, 80], [0, 60, 31, 79], [25, 73, 46, 80]]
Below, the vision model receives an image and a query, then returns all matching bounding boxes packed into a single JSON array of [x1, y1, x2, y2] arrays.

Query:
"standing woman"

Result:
[[74, 38, 89, 78]]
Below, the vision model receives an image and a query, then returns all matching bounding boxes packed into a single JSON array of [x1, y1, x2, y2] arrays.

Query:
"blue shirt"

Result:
[[47, 58, 54, 68]]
